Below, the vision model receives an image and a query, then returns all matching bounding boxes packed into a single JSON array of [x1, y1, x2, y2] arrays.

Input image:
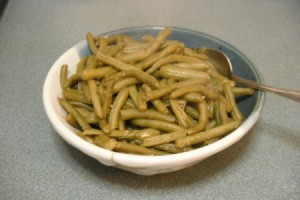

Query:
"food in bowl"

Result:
[[57, 28, 255, 155]]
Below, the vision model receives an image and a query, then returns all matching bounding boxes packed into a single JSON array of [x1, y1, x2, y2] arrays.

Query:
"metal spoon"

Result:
[[202, 48, 300, 102]]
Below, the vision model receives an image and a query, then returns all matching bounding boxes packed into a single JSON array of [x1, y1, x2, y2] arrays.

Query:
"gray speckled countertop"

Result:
[[1, 0, 299, 199]]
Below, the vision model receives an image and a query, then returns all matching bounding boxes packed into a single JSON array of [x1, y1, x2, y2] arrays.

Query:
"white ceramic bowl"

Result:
[[43, 26, 265, 175]]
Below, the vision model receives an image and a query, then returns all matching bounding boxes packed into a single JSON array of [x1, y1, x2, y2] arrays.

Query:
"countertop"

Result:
[[0, 0, 299, 199]]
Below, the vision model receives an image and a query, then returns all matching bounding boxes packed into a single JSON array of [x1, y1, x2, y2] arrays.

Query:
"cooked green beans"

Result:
[[108, 88, 129, 131], [58, 28, 255, 155]]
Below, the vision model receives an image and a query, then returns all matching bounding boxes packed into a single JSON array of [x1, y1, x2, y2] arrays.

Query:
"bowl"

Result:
[[43, 26, 265, 175]]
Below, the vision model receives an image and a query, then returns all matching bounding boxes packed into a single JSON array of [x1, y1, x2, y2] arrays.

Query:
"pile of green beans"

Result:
[[58, 28, 255, 155]]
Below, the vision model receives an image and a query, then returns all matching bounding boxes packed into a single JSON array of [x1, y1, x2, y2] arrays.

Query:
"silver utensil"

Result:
[[202, 48, 300, 102]]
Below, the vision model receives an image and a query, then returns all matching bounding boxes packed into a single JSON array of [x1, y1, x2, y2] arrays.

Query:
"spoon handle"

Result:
[[232, 74, 300, 102]]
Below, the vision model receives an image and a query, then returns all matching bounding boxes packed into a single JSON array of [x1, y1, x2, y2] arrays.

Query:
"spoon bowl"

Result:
[[202, 48, 300, 102]]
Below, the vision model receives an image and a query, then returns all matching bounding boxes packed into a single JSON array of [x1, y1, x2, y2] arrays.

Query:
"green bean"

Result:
[[75, 106, 90, 117], [182, 93, 204, 102], [76, 56, 88, 73], [185, 105, 199, 119], [102, 34, 121, 45], [109, 70, 159, 89], [104, 68, 118, 78], [146, 78, 210, 100], [120, 109, 176, 123], [170, 85, 219, 100], [118, 115, 126, 130], [206, 120, 217, 130], [83, 129, 105, 136], [184, 47, 208, 60], [94, 135, 117, 150], [69, 101, 93, 111], [74, 107, 99, 124], [137, 87, 147, 112], [58, 98, 91, 130], [142, 130, 187, 147], [176, 120, 240, 148], [85, 112, 99, 124], [219, 95, 232, 112], [223, 82, 243, 122], [206, 62, 228, 82], [63, 89, 89, 104], [85, 55, 97, 69], [187, 101, 208, 135], [203, 137, 219, 146], [81, 67, 115, 80], [147, 54, 204, 74], [60, 64, 68, 89], [106, 42, 125, 57], [141, 84, 169, 114], [128, 85, 140, 110], [110, 130, 135, 140], [135, 129, 160, 139], [96, 52, 137, 71], [77, 131, 95, 144], [87, 80, 103, 119], [63, 73, 82, 89], [145, 84, 177, 100], [207, 99, 215, 119], [170, 99, 192, 128], [110, 129, 160, 140], [218, 96, 230, 125], [113, 78, 139, 94], [232, 87, 255, 96], [97, 37, 108, 53], [159, 78, 168, 88], [128, 85, 147, 111], [99, 119, 110, 134], [80, 81, 91, 104], [214, 100, 221, 126], [123, 98, 136, 109], [117, 28, 172, 63], [109, 88, 129, 131], [154, 143, 193, 154], [173, 62, 209, 70], [142, 34, 155, 42], [136, 44, 180, 70], [102, 79, 114, 118], [158, 65, 211, 81], [122, 43, 149, 53], [115, 142, 167, 155], [66, 114, 80, 128], [86, 32, 98, 55], [131, 119, 183, 132]]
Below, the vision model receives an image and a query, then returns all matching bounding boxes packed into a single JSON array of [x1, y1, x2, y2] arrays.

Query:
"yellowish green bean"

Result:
[[187, 101, 209, 135], [176, 120, 240, 148], [81, 67, 115, 80], [142, 130, 187, 147], [170, 85, 219, 100], [115, 142, 168, 155], [86, 32, 98, 55], [58, 98, 91, 130], [170, 99, 192, 128], [62, 89, 89, 104], [60, 64, 68, 89], [131, 119, 183, 132], [159, 64, 211, 81], [120, 109, 176, 123], [109, 88, 129, 131]]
